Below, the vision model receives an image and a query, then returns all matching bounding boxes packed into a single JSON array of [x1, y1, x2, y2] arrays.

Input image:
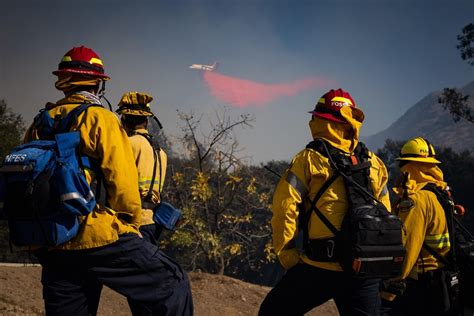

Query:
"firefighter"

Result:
[[382, 137, 458, 315], [27, 46, 193, 315], [116, 92, 167, 245], [259, 89, 391, 316]]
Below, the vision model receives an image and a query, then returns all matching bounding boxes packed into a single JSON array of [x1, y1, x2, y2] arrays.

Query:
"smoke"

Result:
[[202, 71, 334, 108]]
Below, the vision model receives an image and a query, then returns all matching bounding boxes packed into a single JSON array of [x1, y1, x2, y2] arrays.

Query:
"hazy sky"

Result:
[[1, 0, 473, 163]]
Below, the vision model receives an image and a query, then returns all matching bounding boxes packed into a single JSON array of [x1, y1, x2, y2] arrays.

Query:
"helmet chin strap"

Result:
[[98, 80, 112, 111], [152, 115, 163, 130]]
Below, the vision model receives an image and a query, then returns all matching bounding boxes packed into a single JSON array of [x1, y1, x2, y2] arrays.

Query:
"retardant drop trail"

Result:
[[203, 71, 334, 108]]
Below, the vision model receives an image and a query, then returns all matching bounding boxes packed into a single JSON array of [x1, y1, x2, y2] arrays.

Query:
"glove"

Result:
[[382, 279, 406, 296]]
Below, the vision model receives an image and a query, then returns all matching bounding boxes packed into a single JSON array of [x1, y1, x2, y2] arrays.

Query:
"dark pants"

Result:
[[139, 223, 164, 246], [126, 223, 165, 313], [259, 263, 381, 316], [382, 270, 461, 316], [36, 234, 193, 316]]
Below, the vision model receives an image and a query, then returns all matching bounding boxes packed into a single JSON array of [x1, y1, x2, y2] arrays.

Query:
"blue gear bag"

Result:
[[153, 202, 182, 231], [0, 104, 98, 247]]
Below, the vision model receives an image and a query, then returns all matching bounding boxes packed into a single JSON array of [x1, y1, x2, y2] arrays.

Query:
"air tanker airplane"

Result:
[[189, 61, 218, 71]]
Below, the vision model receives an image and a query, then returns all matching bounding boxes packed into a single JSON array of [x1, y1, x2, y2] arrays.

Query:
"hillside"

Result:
[[363, 81, 474, 151], [0, 265, 338, 316]]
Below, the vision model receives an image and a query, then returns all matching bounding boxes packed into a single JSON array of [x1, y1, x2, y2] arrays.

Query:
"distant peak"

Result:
[[462, 81, 474, 92]]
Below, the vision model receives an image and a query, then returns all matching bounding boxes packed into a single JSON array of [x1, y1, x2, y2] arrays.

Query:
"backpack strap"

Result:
[[421, 183, 458, 270], [55, 103, 100, 133], [319, 140, 380, 204], [36, 103, 106, 203], [300, 140, 344, 261], [130, 131, 162, 209], [302, 172, 340, 261], [34, 103, 102, 137], [303, 140, 341, 235], [33, 109, 55, 139]]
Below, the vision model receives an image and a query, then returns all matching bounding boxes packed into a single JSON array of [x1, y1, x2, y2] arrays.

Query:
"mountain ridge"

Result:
[[363, 81, 474, 151]]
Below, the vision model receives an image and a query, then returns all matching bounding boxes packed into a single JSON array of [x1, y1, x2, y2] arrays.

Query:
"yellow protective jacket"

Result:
[[128, 128, 167, 226], [394, 162, 450, 280], [271, 106, 391, 271], [24, 93, 142, 250]]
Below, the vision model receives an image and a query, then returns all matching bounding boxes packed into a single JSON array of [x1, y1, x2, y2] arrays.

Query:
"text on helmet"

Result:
[[331, 101, 350, 108]]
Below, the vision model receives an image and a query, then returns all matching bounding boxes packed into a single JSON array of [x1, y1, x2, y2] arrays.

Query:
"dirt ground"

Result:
[[0, 265, 338, 316]]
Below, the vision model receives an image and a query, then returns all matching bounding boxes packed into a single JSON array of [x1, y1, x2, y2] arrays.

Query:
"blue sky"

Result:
[[1, 0, 473, 163]]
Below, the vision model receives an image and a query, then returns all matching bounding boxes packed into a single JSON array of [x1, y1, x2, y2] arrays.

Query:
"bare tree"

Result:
[[162, 108, 275, 277]]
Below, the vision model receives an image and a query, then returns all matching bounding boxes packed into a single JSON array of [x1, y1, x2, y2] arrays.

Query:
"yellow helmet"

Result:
[[396, 137, 441, 164], [116, 92, 154, 117]]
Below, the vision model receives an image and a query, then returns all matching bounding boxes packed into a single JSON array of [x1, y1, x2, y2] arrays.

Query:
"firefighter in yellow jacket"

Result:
[[27, 46, 193, 315], [382, 137, 456, 315], [116, 92, 168, 244], [259, 89, 391, 316]]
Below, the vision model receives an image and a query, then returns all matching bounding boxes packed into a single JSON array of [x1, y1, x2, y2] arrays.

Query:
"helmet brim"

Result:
[[117, 109, 154, 117], [395, 156, 441, 164], [53, 69, 110, 80], [309, 111, 347, 123]]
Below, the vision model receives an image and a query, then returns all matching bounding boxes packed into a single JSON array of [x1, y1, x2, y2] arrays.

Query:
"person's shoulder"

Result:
[[417, 186, 441, 202], [129, 133, 149, 144], [367, 150, 386, 166], [294, 146, 325, 161], [83, 105, 120, 123], [85, 104, 115, 116], [405, 185, 439, 211], [288, 146, 328, 173], [130, 132, 154, 148]]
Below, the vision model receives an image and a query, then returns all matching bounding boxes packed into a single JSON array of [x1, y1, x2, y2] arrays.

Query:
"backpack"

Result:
[[301, 138, 406, 278], [0, 103, 99, 247], [421, 183, 474, 310]]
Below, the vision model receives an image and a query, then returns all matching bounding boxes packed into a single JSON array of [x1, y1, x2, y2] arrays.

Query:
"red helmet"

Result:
[[309, 88, 356, 123], [52, 46, 110, 79]]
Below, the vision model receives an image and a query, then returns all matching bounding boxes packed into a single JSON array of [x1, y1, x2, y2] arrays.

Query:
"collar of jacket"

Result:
[[393, 162, 447, 196], [43, 93, 101, 112], [55, 92, 102, 107], [132, 128, 149, 135], [308, 106, 364, 153]]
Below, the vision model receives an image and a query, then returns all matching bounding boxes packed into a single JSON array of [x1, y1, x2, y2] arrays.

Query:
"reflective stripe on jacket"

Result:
[[24, 94, 142, 250], [128, 129, 167, 226]]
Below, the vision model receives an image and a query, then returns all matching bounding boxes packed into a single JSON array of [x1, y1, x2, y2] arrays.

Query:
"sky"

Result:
[[1, 0, 473, 164]]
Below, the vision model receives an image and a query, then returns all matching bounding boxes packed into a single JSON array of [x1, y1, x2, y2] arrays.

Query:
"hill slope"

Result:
[[0, 266, 338, 315], [363, 81, 474, 151]]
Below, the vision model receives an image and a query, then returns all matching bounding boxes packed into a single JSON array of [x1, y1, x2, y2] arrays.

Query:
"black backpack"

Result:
[[301, 139, 406, 278], [421, 183, 474, 310]]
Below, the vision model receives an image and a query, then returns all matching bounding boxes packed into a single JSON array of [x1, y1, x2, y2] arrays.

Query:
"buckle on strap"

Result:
[[305, 237, 338, 262], [141, 199, 157, 210], [327, 240, 335, 258]]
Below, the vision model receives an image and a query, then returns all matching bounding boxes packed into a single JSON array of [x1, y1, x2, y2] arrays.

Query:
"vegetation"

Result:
[[458, 23, 474, 66], [0, 100, 28, 262], [0, 99, 25, 161], [1, 99, 474, 286], [439, 23, 474, 123], [151, 109, 287, 285]]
